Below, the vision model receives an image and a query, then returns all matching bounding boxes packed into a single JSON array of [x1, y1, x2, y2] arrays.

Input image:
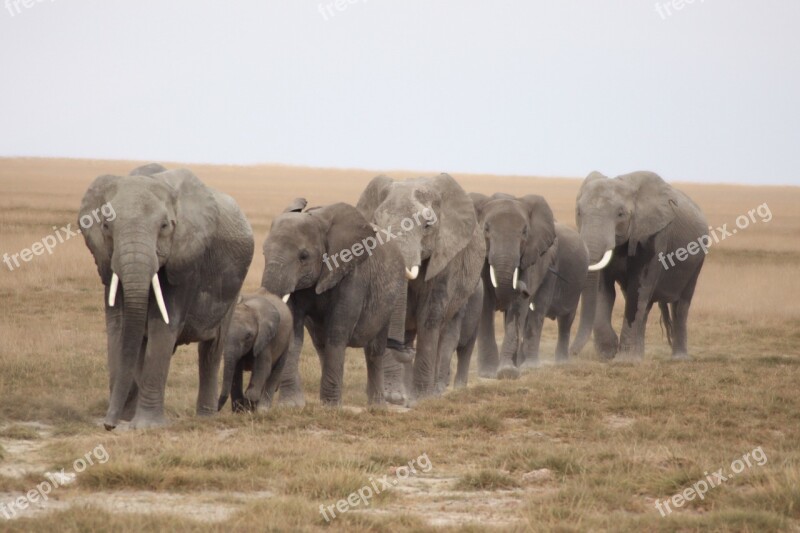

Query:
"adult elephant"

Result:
[[357, 174, 485, 403], [569, 171, 707, 360], [261, 200, 405, 407], [471, 193, 588, 378], [80, 164, 254, 430]]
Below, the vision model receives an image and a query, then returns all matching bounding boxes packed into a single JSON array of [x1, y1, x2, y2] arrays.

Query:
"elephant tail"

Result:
[[659, 302, 673, 348]]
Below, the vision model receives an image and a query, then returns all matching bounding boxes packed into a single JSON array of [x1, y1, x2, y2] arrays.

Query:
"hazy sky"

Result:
[[1, 1, 798, 184]]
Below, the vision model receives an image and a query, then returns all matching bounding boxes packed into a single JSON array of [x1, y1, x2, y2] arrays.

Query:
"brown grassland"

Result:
[[1, 158, 799, 532]]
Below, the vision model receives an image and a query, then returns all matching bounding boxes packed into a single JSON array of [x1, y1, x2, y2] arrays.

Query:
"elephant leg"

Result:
[[520, 308, 545, 370], [319, 343, 346, 407], [197, 335, 224, 417], [476, 287, 499, 378], [364, 337, 386, 406], [454, 333, 477, 389], [278, 309, 306, 407], [130, 320, 177, 429], [555, 311, 576, 363], [497, 306, 520, 379], [384, 329, 414, 405], [670, 267, 700, 359], [257, 349, 289, 412], [618, 259, 660, 360], [593, 273, 618, 359], [231, 358, 250, 412], [435, 313, 462, 394], [412, 322, 443, 402]]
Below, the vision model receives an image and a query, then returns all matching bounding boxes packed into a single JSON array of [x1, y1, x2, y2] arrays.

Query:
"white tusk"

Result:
[[282, 294, 290, 303], [405, 266, 419, 280], [489, 265, 498, 288], [512, 268, 519, 290], [588, 249, 613, 272], [108, 272, 119, 307], [529, 302, 535, 312], [151, 274, 169, 324]]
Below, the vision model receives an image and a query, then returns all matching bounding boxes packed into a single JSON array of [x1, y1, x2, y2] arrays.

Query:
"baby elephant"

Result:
[[218, 290, 293, 412]]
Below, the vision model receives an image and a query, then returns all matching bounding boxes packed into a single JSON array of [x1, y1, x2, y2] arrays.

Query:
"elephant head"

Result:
[[570, 171, 679, 355], [576, 171, 678, 269], [80, 164, 219, 429], [218, 295, 282, 411], [471, 193, 557, 301], [261, 201, 375, 299], [356, 174, 473, 282]]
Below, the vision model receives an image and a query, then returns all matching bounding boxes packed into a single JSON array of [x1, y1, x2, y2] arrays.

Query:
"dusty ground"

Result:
[[0, 158, 799, 532]]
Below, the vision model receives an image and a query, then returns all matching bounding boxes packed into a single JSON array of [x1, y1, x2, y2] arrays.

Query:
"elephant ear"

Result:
[[157, 169, 220, 284], [469, 192, 489, 222], [79, 175, 120, 284], [129, 163, 168, 176], [426, 174, 478, 281], [312, 203, 375, 294], [524, 235, 558, 298], [247, 297, 281, 359], [628, 172, 678, 256], [283, 198, 307, 213], [356, 175, 393, 220], [519, 195, 556, 270]]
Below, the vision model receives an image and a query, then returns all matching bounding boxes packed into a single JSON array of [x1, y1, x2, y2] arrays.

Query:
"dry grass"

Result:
[[0, 158, 799, 531]]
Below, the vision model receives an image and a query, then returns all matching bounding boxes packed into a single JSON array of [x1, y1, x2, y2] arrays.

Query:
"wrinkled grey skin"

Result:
[[261, 200, 405, 407], [357, 174, 485, 403], [80, 164, 254, 430], [471, 193, 575, 379], [517, 223, 589, 370], [435, 278, 484, 390], [218, 290, 293, 413], [570, 171, 707, 360]]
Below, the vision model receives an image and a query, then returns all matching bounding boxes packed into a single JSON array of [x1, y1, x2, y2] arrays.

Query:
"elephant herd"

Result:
[[79, 164, 708, 429]]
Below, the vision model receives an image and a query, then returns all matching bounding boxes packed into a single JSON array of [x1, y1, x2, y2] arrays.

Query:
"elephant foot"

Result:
[[595, 340, 618, 360], [520, 358, 540, 371], [555, 355, 569, 365], [129, 412, 168, 430], [383, 360, 407, 406], [496, 364, 520, 380], [454, 378, 468, 389], [434, 380, 448, 396], [614, 349, 644, 363], [671, 352, 691, 361], [278, 386, 306, 408]]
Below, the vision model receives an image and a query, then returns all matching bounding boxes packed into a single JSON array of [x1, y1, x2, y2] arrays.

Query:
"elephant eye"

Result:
[[299, 249, 309, 261], [484, 223, 490, 233], [617, 209, 626, 218]]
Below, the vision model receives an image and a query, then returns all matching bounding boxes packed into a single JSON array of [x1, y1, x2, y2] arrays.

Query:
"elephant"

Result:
[[217, 290, 293, 413], [80, 164, 254, 430], [356, 174, 485, 403], [470, 193, 589, 379], [260, 199, 405, 406], [569, 171, 708, 360]]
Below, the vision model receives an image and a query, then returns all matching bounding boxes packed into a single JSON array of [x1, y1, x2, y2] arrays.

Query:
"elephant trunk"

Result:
[[104, 264, 154, 429], [570, 269, 598, 355], [487, 253, 519, 305], [581, 221, 615, 271], [245, 350, 270, 403], [261, 261, 295, 302]]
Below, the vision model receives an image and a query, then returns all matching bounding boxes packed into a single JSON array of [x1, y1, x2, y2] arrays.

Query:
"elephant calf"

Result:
[[218, 290, 293, 413]]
